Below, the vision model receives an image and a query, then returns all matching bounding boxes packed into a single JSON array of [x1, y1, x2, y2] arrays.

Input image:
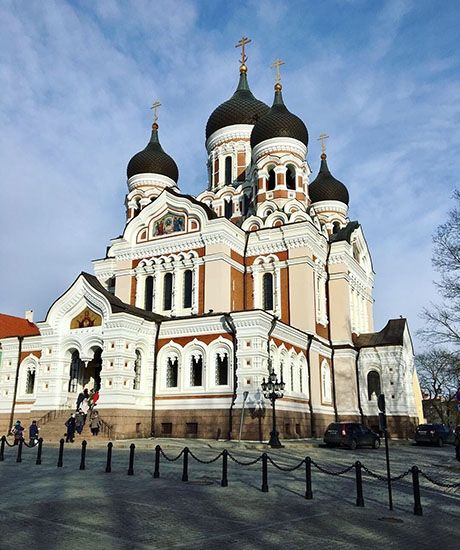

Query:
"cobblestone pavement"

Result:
[[0, 438, 458, 549]]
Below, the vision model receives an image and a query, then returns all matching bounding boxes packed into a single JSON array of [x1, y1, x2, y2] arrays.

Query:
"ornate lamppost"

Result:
[[261, 369, 285, 448]]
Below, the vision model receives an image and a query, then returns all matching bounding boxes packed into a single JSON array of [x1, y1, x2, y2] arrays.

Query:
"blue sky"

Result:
[[1, 0, 459, 351]]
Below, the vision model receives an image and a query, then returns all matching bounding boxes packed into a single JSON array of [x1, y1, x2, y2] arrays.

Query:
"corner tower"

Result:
[[250, 60, 310, 211], [125, 102, 179, 220]]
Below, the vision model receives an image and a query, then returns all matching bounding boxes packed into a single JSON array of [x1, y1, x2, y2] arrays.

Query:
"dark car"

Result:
[[324, 422, 380, 450], [414, 424, 454, 447]]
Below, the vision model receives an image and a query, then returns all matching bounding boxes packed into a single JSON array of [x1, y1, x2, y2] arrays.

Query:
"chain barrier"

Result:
[[22, 440, 38, 448], [3, 437, 16, 448], [310, 459, 355, 476], [227, 452, 262, 466], [267, 456, 305, 472], [159, 448, 184, 462], [419, 470, 460, 489], [188, 449, 223, 464], [360, 464, 413, 483]]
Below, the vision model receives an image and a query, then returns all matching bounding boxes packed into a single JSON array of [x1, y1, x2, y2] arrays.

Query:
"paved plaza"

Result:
[[0, 438, 458, 549]]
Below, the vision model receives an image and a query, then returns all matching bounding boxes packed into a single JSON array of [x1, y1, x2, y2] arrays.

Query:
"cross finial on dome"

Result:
[[150, 100, 161, 128], [235, 36, 251, 73], [271, 58, 285, 91], [317, 133, 329, 159]]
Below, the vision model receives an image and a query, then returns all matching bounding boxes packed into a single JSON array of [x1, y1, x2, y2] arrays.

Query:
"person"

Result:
[[90, 388, 100, 409], [28, 420, 40, 446], [65, 414, 76, 443], [11, 420, 24, 445], [90, 411, 100, 436], [75, 411, 85, 435], [76, 388, 89, 410]]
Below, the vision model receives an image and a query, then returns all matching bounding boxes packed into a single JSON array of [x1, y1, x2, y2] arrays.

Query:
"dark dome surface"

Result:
[[309, 155, 349, 205], [127, 125, 179, 182], [206, 72, 269, 140], [250, 88, 308, 148]]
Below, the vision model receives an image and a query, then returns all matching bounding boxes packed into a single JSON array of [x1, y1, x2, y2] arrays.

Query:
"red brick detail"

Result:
[[20, 350, 41, 362], [271, 337, 305, 355], [231, 268, 244, 311], [130, 276, 137, 306], [158, 333, 232, 349]]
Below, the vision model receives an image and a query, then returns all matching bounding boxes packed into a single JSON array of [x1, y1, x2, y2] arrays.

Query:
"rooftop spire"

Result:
[[150, 99, 161, 130], [235, 35, 251, 74], [271, 58, 285, 91], [317, 132, 329, 159]]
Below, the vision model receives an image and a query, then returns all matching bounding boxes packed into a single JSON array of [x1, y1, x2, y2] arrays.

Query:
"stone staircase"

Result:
[[36, 409, 113, 442]]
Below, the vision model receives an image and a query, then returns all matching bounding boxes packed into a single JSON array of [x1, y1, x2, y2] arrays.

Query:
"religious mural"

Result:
[[70, 307, 102, 329], [152, 212, 185, 237]]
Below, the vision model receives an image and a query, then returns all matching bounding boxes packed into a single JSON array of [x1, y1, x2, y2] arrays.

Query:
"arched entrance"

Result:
[[83, 347, 102, 391]]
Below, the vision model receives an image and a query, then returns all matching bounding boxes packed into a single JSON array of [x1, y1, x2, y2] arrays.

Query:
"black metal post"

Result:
[[355, 461, 364, 507], [305, 456, 313, 499], [261, 452, 268, 492], [384, 429, 393, 511], [154, 445, 161, 478], [57, 438, 64, 467], [16, 439, 23, 463], [0, 435, 5, 461], [411, 466, 423, 516], [36, 438, 43, 465], [127, 443, 135, 475], [221, 450, 228, 487], [79, 440, 87, 470], [182, 447, 189, 482], [268, 398, 283, 448], [105, 442, 113, 473]]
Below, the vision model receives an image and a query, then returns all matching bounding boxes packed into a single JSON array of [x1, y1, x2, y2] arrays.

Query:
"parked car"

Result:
[[414, 424, 454, 447], [324, 422, 380, 450]]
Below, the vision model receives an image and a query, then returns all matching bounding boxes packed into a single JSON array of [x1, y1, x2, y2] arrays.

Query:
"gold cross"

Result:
[[150, 100, 161, 124], [271, 58, 285, 84], [317, 133, 329, 154], [235, 36, 251, 65]]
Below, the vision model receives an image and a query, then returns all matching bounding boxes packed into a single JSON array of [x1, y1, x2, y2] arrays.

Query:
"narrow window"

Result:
[[267, 168, 276, 191], [243, 193, 251, 215], [216, 353, 229, 385], [225, 156, 232, 185], [145, 276, 154, 311], [133, 350, 141, 390], [191, 355, 203, 386], [332, 221, 340, 234], [299, 368, 303, 393], [26, 368, 35, 394], [286, 165, 296, 190], [290, 364, 294, 391], [183, 270, 193, 309], [321, 361, 332, 403], [166, 357, 178, 388], [367, 371, 381, 400], [224, 199, 233, 219], [163, 273, 173, 311], [263, 273, 274, 310]]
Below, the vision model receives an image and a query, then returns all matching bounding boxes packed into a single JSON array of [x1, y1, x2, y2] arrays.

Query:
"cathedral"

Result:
[[0, 41, 423, 440]]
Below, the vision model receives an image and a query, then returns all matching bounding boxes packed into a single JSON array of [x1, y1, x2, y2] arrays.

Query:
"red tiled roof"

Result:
[[0, 313, 40, 339]]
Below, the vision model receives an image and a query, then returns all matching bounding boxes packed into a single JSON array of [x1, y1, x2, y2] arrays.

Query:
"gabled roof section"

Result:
[[0, 313, 40, 339], [353, 319, 406, 348], [330, 221, 360, 244], [81, 273, 166, 322]]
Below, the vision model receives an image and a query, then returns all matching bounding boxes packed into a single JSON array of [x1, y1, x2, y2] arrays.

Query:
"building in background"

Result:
[[0, 43, 423, 440]]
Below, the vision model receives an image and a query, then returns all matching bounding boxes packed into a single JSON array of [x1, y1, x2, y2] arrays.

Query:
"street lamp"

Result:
[[261, 368, 285, 448]]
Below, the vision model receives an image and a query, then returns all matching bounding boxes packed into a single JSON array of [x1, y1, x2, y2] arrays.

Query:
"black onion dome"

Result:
[[250, 86, 308, 148], [127, 124, 179, 182], [206, 72, 270, 140], [309, 154, 349, 205]]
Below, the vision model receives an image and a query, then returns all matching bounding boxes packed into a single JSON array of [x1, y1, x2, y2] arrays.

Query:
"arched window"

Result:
[[243, 193, 251, 215], [290, 363, 294, 391], [224, 199, 233, 219], [267, 168, 276, 191], [183, 270, 193, 309], [263, 272, 274, 310], [286, 165, 296, 190], [332, 221, 340, 234], [299, 368, 303, 393], [367, 371, 381, 400], [225, 156, 232, 185], [133, 350, 141, 390], [191, 354, 203, 386], [26, 367, 36, 394], [166, 357, 178, 388], [163, 273, 173, 311], [321, 360, 332, 403], [68, 350, 81, 393], [216, 352, 229, 385], [145, 276, 154, 311]]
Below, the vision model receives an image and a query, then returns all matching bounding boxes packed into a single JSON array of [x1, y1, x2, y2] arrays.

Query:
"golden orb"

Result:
[[240, 63, 248, 73], [274, 82, 282, 91]]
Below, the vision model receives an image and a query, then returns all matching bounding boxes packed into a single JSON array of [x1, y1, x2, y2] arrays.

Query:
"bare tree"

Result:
[[415, 349, 460, 425]]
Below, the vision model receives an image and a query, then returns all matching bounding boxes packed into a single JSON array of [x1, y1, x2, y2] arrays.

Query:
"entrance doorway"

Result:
[[83, 347, 102, 391]]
